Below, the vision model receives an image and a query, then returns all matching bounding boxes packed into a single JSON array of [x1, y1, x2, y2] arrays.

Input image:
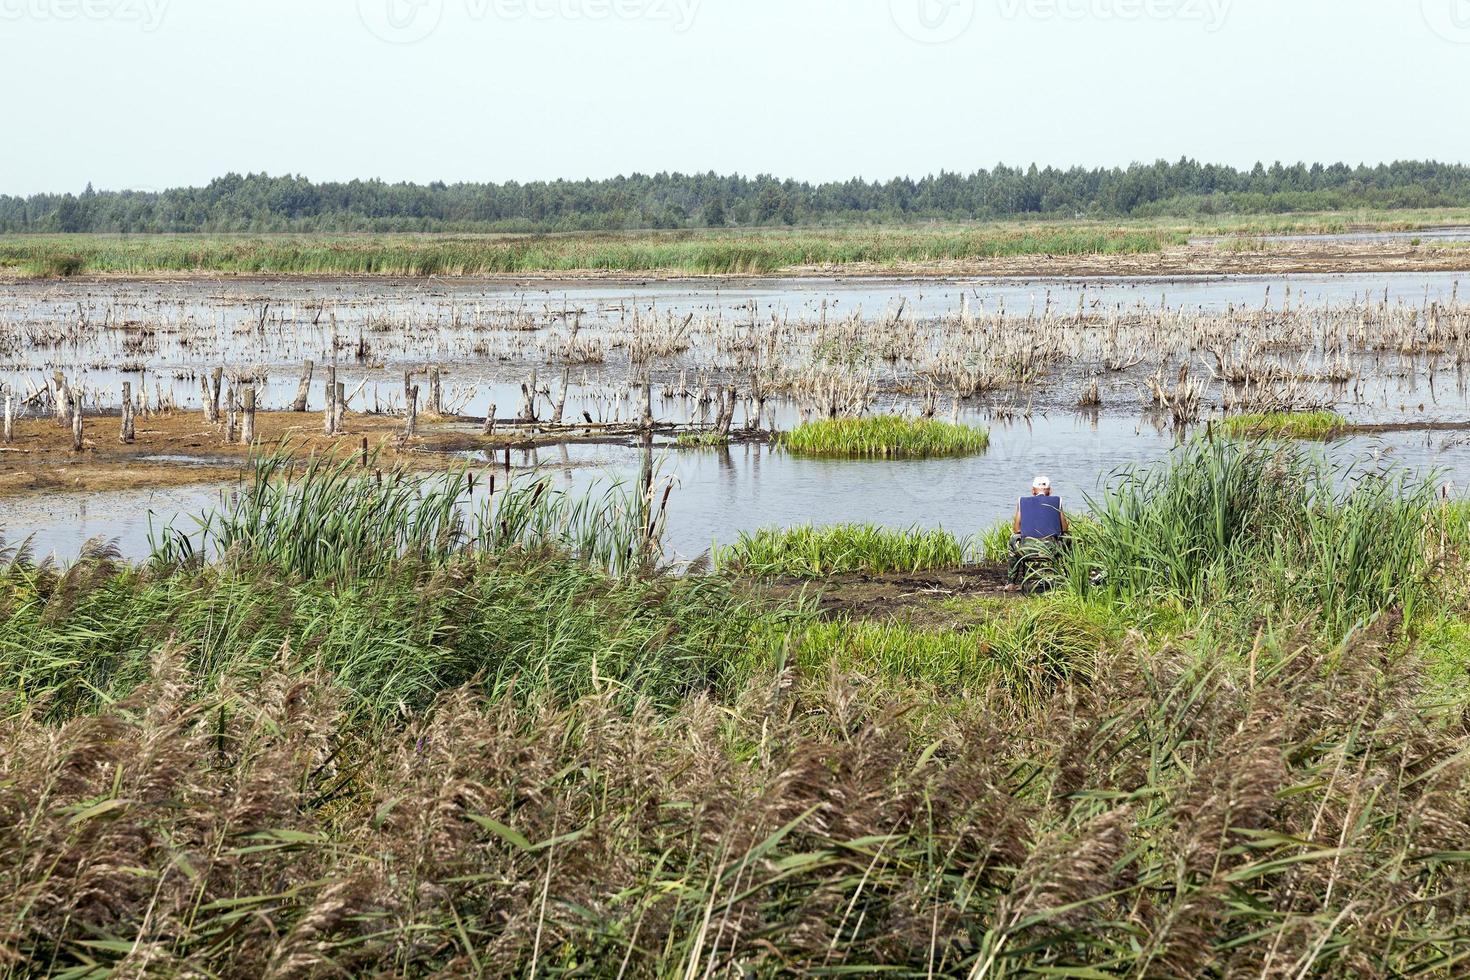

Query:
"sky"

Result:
[[2, 0, 1469, 195]]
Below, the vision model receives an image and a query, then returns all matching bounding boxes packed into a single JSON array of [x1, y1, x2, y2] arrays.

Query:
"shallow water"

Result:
[[8, 415, 1468, 565], [5, 271, 1470, 422], [7, 272, 1470, 563]]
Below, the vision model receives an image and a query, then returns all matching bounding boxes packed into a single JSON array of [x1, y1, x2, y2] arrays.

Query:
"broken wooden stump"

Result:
[[293, 360, 314, 412]]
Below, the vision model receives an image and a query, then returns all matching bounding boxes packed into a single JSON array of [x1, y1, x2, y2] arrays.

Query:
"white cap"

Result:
[[1032, 475, 1052, 491]]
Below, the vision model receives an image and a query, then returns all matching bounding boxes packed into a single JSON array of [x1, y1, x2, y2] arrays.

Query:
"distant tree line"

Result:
[[4, 160, 1468, 234]]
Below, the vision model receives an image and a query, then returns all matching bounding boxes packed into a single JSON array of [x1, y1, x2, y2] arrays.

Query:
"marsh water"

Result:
[[4, 271, 1470, 562]]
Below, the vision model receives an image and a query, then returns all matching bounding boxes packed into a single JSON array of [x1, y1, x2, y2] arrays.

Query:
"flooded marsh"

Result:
[[5, 271, 1470, 560]]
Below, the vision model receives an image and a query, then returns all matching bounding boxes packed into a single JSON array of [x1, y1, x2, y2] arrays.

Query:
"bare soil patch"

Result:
[[769, 564, 1016, 627], [0, 410, 712, 498]]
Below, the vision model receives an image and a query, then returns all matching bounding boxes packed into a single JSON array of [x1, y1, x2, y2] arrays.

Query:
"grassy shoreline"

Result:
[[4, 208, 1469, 278]]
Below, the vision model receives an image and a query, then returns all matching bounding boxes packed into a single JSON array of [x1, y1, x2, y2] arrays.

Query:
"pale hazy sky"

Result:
[[3, 0, 1468, 195]]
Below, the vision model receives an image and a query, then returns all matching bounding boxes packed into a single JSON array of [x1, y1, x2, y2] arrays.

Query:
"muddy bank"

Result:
[[769, 565, 1017, 627], [0, 409, 745, 498]]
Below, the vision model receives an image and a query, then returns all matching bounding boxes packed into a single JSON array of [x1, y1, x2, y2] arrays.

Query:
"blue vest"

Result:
[[1019, 496, 1064, 539]]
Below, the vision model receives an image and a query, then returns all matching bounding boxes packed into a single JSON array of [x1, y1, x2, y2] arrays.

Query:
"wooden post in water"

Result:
[[716, 386, 736, 436], [293, 360, 314, 412], [208, 368, 223, 423], [518, 370, 539, 423], [324, 364, 337, 436], [240, 387, 256, 445], [2, 388, 13, 444], [334, 382, 346, 434], [552, 368, 569, 424], [70, 392, 83, 452], [225, 385, 238, 444], [406, 385, 419, 437], [482, 403, 496, 436], [120, 382, 134, 444], [429, 368, 442, 415], [640, 378, 653, 430]]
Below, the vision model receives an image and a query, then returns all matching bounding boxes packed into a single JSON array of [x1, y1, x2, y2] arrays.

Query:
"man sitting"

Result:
[[1007, 475, 1069, 590]]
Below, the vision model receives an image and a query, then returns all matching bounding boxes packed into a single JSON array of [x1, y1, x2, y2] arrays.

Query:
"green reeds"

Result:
[[780, 415, 990, 459], [149, 450, 657, 578], [1217, 410, 1348, 440], [1071, 436, 1436, 636], [0, 225, 1181, 278], [716, 523, 965, 578], [784, 592, 1110, 699], [5, 547, 779, 725], [977, 518, 1014, 563]]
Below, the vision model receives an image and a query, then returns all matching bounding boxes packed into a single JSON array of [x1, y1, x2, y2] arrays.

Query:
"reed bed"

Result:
[[149, 450, 659, 578], [4, 612, 1470, 975], [716, 523, 966, 578], [0, 544, 782, 725], [787, 593, 1112, 699], [780, 416, 991, 459], [1072, 437, 1437, 636], [1218, 409, 1348, 439], [0, 227, 1181, 278]]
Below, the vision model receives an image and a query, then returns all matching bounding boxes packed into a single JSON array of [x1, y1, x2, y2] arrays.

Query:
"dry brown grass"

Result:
[[3, 614, 1468, 976]]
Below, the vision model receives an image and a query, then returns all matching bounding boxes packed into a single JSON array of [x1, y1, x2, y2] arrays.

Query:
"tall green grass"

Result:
[[0, 226, 1182, 277], [780, 415, 990, 459], [150, 450, 656, 578], [716, 523, 966, 578], [1071, 437, 1437, 636], [784, 592, 1113, 699]]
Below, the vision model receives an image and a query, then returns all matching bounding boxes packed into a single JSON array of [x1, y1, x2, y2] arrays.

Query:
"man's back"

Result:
[[1019, 495, 1064, 539]]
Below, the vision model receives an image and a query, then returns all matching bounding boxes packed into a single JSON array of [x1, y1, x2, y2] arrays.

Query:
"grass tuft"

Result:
[[717, 523, 965, 578], [780, 415, 990, 459], [1217, 410, 1347, 440]]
